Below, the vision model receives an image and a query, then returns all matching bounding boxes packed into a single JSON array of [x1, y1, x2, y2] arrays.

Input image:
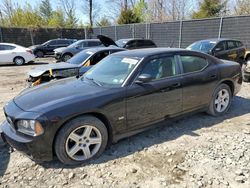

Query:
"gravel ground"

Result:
[[0, 58, 250, 188]]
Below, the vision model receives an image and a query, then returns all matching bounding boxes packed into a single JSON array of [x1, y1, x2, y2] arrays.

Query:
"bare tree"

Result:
[[234, 0, 250, 15], [1, 0, 14, 20], [82, 0, 100, 26], [59, 0, 77, 27]]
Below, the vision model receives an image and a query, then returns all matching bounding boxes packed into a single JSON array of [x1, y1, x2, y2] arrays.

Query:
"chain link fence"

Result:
[[0, 15, 250, 48]]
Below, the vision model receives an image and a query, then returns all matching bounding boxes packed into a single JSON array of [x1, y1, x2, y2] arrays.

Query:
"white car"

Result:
[[0, 43, 35, 65]]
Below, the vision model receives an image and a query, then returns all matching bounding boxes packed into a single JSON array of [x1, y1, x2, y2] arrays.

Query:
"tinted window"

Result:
[[126, 40, 137, 48], [227, 41, 237, 50], [180, 56, 208, 73], [236, 41, 243, 47], [0, 45, 16, 50], [57, 40, 69, 45], [79, 42, 88, 48], [88, 41, 101, 47], [137, 40, 156, 47], [48, 40, 57, 46], [88, 51, 110, 65], [214, 41, 226, 52], [116, 39, 129, 48], [140, 56, 177, 81], [67, 50, 92, 65]]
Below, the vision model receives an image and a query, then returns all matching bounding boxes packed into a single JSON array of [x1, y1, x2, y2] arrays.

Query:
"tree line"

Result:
[[0, 0, 249, 28]]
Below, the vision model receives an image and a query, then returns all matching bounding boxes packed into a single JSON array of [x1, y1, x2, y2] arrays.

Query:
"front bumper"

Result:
[[55, 52, 62, 61], [1, 120, 53, 162]]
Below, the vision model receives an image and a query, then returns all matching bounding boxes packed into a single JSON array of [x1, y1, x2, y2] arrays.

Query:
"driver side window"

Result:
[[214, 42, 226, 52], [140, 56, 177, 81]]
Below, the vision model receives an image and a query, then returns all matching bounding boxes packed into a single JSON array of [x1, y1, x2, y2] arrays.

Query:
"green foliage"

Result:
[[96, 17, 111, 27], [133, 0, 148, 22], [48, 10, 65, 28], [39, 0, 53, 23], [65, 13, 78, 28], [117, 8, 141, 24], [10, 4, 44, 27], [192, 0, 227, 19]]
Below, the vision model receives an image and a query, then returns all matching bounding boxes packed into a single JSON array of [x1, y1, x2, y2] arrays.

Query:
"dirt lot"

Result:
[[0, 59, 250, 188]]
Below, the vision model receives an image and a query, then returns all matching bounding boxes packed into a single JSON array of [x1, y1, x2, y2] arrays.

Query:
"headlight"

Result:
[[16, 120, 44, 136]]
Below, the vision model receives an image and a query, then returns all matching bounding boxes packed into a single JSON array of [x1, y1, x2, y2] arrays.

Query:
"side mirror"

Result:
[[75, 45, 80, 49], [135, 74, 152, 84], [214, 48, 222, 52]]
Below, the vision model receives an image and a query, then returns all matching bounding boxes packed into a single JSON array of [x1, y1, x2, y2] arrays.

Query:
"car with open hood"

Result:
[[97, 35, 157, 49], [27, 47, 125, 87], [29, 39, 76, 58], [186, 38, 246, 65], [1, 48, 242, 165], [54, 39, 102, 62]]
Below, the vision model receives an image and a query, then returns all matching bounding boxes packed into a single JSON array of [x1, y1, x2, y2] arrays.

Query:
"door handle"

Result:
[[210, 75, 217, 78]]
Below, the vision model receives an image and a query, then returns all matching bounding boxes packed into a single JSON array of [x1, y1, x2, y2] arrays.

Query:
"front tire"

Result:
[[55, 116, 108, 165], [35, 50, 44, 58], [62, 54, 72, 62], [207, 84, 232, 116], [14, 56, 25, 65]]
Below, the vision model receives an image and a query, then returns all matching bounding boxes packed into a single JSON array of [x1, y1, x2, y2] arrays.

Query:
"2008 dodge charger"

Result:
[[0, 48, 242, 165]]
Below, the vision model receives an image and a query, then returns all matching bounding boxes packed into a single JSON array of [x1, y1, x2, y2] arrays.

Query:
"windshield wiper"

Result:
[[85, 76, 103, 86]]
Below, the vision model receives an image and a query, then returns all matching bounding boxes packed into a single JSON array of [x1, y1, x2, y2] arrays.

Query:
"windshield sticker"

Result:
[[121, 58, 138, 65], [210, 41, 216, 44], [86, 51, 94, 55], [113, 79, 119, 83]]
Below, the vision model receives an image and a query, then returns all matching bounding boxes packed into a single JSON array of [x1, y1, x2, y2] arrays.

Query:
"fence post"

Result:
[[178, 20, 183, 48], [145, 23, 147, 39], [84, 28, 87, 39], [0, 27, 3, 42], [115, 25, 117, 40], [29, 29, 34, 45], [100, 27, 102, 35], [218, 17, 223, 39], [132, 24, 135, 38], [147, 23, 151, 39]]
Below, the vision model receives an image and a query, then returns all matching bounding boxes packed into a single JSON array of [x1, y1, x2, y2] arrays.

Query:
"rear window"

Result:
[[137, 40, 156, 47], [227, 41, 237, 50], [236, 41, 243, 47], [180, 55, 208, 73]]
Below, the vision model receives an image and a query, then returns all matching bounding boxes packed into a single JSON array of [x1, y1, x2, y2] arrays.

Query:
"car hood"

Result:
[[14, 77, 108, 112], [97, 35, 118, 47], [54, 47, 67, 53], [29, 62, 79, 77]]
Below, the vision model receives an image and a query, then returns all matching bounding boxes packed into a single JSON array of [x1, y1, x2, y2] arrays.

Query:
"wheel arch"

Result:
[[219, 79, 234, 95], [13, 56, 25, 64], [52, 112, 113, 155]]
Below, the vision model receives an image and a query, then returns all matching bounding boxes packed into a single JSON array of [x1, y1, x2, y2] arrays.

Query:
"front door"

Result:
[[125, 55, 182, 129]]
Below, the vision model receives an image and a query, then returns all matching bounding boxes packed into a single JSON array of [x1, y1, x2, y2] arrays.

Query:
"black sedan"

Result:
[[1, 48, 242, 165]]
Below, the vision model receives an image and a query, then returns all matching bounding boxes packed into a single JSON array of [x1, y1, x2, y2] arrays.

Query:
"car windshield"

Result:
[[67, 50, 93, 65], [84, 55, 141, 87], [115, 39, 129, 48], [187, 41, 217, 53], [42, 40, 51, 46], [68, 40, 83, 48]]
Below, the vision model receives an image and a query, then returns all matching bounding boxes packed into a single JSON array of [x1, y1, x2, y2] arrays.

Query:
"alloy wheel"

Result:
[[65, 125, 102, 161], [215, 89, 230, 113]]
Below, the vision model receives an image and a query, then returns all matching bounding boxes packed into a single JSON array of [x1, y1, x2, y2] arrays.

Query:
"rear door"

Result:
[[126, 55, 182, 130], [46, 40, 58, 54], [178, 52, 218, 112], [213, 41, 228, 60], [0, 45, 16, 63], [226, 40, 238, 62]]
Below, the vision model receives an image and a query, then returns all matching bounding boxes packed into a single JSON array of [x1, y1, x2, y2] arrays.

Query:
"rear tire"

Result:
[[207, 84, 232, 116], [62, 54, 72, 62], [55, 116, 108, 165], [14, 56, 25, 66], [35, 50, 44, 58]]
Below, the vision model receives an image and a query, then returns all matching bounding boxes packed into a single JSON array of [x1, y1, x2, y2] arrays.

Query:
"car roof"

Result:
[[77, 39, 101, 42], [196, 38, 242, 43], [112, 48, 188, 58], [116, 38, 153, 41], [0, 43, 17, 46]]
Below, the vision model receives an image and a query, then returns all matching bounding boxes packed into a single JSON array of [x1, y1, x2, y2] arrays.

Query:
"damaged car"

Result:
[[27, 47, 125, 86]]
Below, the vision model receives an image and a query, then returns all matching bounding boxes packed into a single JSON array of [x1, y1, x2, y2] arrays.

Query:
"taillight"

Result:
[[26, 49, 33, 54]]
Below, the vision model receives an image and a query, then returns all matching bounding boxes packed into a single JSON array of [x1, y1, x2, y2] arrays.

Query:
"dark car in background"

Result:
[[97, 35, 157, 50], [27, 47, 125, 86], [187, 38, 246, 65], [29, 39, 76, 58], [54, 39, 102, 62], [1, 48, 242, 165]]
